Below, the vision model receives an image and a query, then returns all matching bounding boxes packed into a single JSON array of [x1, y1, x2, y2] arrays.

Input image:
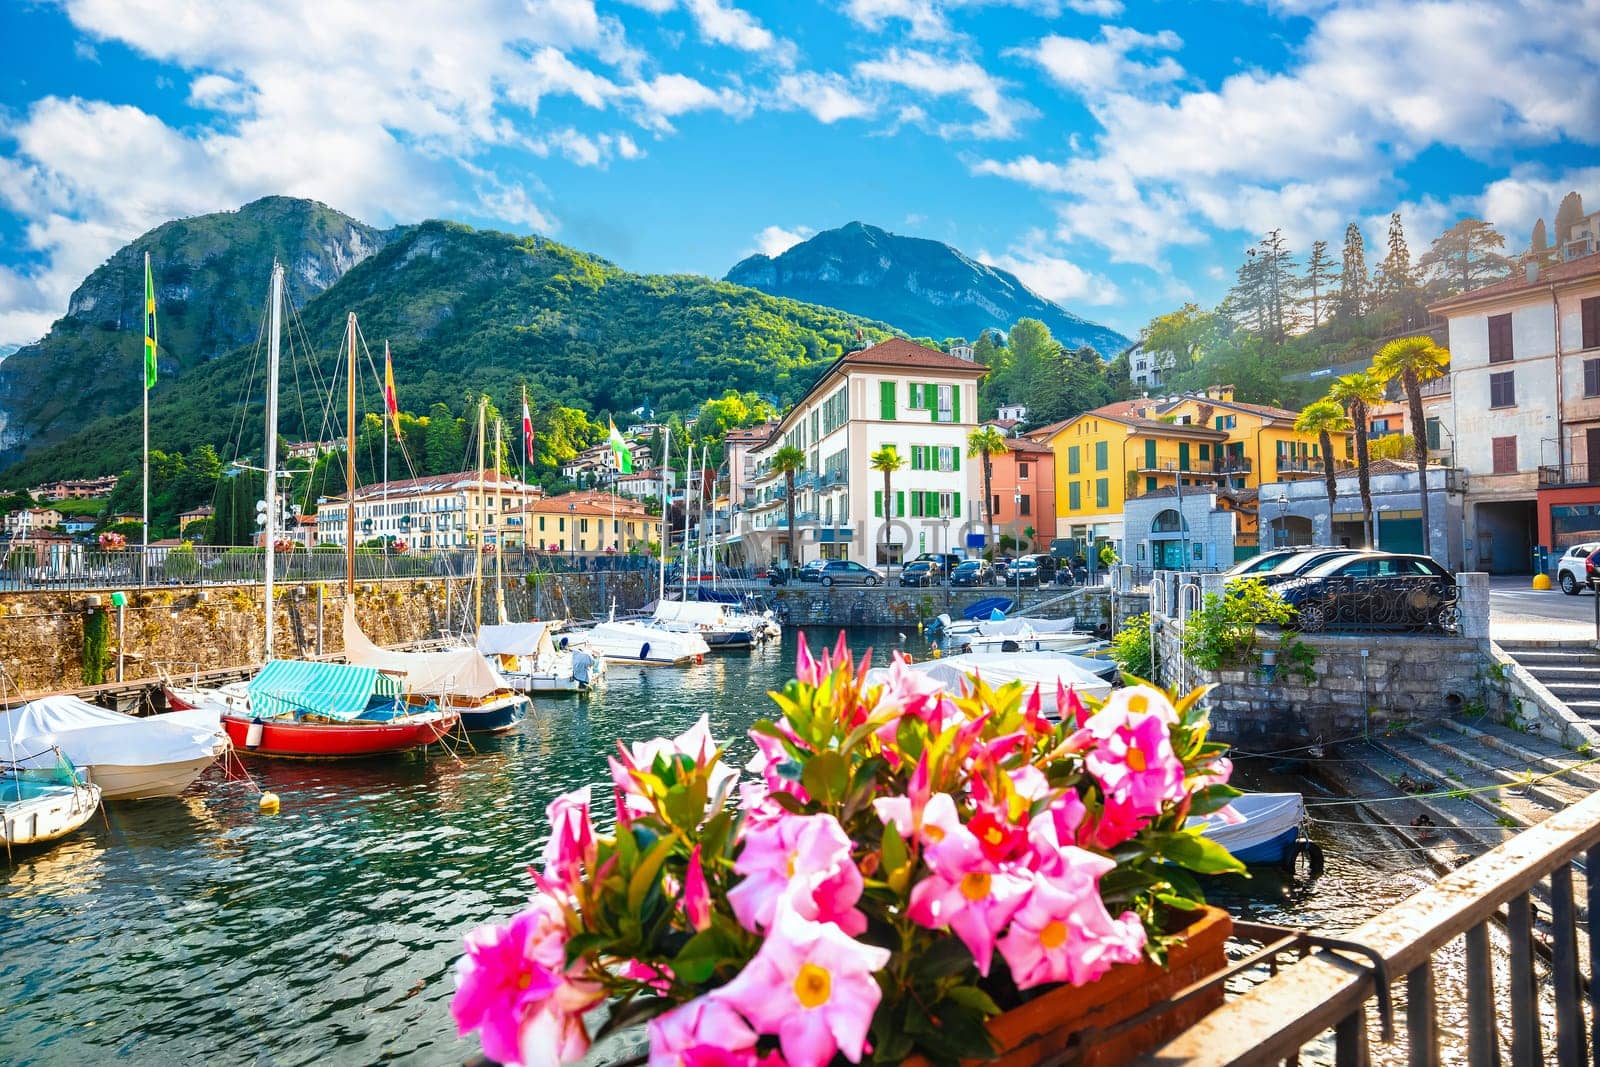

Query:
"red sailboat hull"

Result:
[[220, 712, 458, 758]]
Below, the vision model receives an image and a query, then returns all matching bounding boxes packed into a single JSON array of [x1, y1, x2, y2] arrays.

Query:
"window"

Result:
[[1095, 478, 1109, 508], [1094, 440, 1108, 471], [1584, 296, 1600, 351], [935, 384, 955, 422], [1491, 435, 1518, 474], [1067, 446, 1080, 475], [1487, 313, 1514, 363], [1146, 477, 1157, 492], [1489, 371, 1515, 408], [879, 381, 896, 421], [1018, 462, 1030, 480], [1213, 415, 1236, 430], [1587, 358, 1600, 398], [909, 383, 924, 408], [991, 495, 1000, 516], [1019, 495, 1031, 515], [1199, 444, 1210, 461], [1425, 417, 1442, 452], [1068, 483, 1081, 510]]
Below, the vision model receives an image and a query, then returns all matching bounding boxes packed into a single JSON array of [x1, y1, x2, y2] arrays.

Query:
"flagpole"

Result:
[[521, 386, 529, 568], [382, 341, 390, 536], [658, 426, 670, 603], [141, 251, 150, 587]]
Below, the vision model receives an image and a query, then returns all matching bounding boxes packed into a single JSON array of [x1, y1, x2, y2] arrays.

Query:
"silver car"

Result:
[[819, 560, 884, 587]]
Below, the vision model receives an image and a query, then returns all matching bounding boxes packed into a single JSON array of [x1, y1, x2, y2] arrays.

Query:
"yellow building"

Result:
[[1029, 386, 1353, 549], [506, 491, 662, 555]]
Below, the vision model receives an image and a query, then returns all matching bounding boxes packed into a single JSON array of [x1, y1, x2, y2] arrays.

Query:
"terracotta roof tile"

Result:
[[842, 338, 988, 374], [1430, 252, 1600, 312]]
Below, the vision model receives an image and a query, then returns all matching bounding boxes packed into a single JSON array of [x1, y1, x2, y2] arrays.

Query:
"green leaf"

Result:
[[912, 936, 976, 980], [800, 750, 849, 806], [943, 984, 1001, 1017], [627, 835, 679, 912], [1156, 892, 1203, 911], [1162, 830, 1248, 875], [881, 819, 908, 877]]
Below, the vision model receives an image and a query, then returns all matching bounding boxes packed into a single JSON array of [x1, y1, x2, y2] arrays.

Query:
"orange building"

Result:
[[981, 438, 1056, 553]]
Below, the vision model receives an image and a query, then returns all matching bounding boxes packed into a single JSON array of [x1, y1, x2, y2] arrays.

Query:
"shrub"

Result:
[[1180, 578, 1293, 671], [1111, 612, 1154, 679]]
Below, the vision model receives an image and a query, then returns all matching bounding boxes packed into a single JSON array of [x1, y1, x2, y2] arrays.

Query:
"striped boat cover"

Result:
[[247, 660, 402, 722]]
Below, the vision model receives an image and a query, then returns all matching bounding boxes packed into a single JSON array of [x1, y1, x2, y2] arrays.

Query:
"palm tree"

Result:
[[1373, 335, 1450, 559], [1294, 400, 1353, 546], [1326, 370, 1386, 547], [869, 445, 905, 573], [967, 426, 1009, 554], [769, 445, 807, 574]]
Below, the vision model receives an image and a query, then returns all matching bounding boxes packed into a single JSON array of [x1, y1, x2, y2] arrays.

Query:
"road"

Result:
[[1489, 575, 1598, 642]]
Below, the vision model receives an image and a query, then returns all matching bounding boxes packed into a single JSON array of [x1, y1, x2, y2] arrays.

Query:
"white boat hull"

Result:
[[84, 753, 222, 800], [3, 783, 101, 847]]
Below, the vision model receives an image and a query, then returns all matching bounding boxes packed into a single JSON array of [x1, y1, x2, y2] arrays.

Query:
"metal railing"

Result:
[[1142, 787, 1600, 1066], [1275, 455, 1355, 474], [1540, 462, 1598, 487], [0, 546, 661, 592]]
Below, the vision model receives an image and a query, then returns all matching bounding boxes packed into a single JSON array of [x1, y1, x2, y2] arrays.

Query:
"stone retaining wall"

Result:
[[769, 585, 1148, 632]]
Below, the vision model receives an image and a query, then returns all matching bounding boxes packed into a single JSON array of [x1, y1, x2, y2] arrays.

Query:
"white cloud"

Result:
[[1476, 165, 1600, 246], [1019, 26, 1183, 96], [978, 231, 1121, 305], [752, 224, 816, 257], [528, 128, 648, 168], [855, 48, 1036, 139], [842, 0, 1122, 41], [774, 72, 876, 123], [628, 74, 748, 131], [976, 0, 1600, 262], [683, 0, 792, 60]]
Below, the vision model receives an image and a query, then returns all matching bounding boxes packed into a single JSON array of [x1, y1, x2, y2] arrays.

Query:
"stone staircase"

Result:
[[1499, 641, 1600, 726]]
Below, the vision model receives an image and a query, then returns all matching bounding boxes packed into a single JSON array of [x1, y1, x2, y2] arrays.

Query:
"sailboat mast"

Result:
[[345, 312, 357, 595], [495, 417, 506, 624], [473, 397, 486, 634], [141, 251, 151, 587], [658, 425, 670, 603], [263, 262, 284, 660], [382, 341, 390, 535], [680, 440, 691, 601]]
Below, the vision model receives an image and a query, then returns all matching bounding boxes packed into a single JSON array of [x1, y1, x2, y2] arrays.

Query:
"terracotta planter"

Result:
[[907, 906, 1232, 1067]]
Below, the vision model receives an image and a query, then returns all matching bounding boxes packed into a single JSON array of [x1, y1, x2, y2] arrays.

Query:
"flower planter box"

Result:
[[906, 906, 1232, 1067]]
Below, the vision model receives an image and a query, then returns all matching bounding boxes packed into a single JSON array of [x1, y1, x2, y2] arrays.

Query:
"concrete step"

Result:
[[1438, 718, 1600, 791], [1404, 725, 1593, 811], [1373, 735, 1560, 829], [1507, 648, 1600, 666], [1523, 664, 1600, 684], [1539, 682, 1600, 703]]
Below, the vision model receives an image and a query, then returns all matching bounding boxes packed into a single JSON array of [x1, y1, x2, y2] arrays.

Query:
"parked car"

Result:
[[1224, 546, 1341, 579], [819, 560, 883, 587], [1241, 549, 1370, 589], [950, 559, 999, 587], [1277, 553, 1458, 632], [1008, 554, 1058, 586], [897, 560, 940, 587], [796, 559, 829, 583], [1556, 542, 1600, 595], [909, 552, 963, 581], [990, 556, 1016, 582]]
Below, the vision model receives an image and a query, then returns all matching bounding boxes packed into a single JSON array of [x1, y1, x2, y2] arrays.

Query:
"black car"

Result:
[[897, 560, 940, 587], [950, 559, 998, 587], [1224, 546, 1342, 579], [1241, 549, 1369, 589], [1277, 553, 1458, 632], [796, 559, 829, 583], [909, 552, 963, 581], [1008, 554, 1058, 586]]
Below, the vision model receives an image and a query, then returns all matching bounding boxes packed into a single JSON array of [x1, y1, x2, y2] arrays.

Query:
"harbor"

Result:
[[3, 626, 1443, 1067]]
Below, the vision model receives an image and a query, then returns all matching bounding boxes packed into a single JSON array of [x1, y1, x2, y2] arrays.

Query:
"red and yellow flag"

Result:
[[383, 342, 400, 440]]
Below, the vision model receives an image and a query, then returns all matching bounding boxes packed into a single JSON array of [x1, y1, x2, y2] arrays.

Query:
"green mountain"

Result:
[[0, 197, 393, 463], [1, 209, 891, 484], [725, 221, 1130, 358]]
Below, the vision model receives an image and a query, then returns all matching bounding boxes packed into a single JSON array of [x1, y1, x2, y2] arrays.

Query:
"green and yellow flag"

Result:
[[608, 419, 634, 474], [142, 254, 158, 390]]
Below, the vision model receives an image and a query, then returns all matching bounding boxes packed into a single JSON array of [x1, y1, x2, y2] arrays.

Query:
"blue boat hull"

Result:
[[457, 699, 529, 734], [1230, 826, 1301, 865]]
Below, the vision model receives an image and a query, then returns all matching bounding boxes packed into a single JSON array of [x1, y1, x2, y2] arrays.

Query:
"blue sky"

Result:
[[0, 0, 1596, 348]]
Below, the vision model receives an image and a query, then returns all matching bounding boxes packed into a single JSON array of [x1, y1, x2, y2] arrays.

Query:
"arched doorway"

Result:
[[1148, 509, 1190, 570]]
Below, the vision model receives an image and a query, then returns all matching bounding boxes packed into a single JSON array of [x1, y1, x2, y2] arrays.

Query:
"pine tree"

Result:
[[1301, 240, 1335, 329], [1378, 213, 1424, 327], [1418, 218, 1511, 295], [1335, 223, 1369, 322], [1554, 191, 1585, 247]]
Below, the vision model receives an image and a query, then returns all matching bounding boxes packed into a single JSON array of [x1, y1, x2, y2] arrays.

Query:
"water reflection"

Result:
[[0, 628, 1434, 1065]]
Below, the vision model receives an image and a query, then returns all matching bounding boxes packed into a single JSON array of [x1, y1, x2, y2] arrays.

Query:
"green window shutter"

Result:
[[874, 491, 883, 518], [1146, 477, 1157, 492], [1144, 440, 1155, 468], [895, 491, 905, 517], [1178, 443, 1190, 471], [927, 491, 939, 516], [952, 491, 961, 517], [952, 384, 961, 423], [910, 493, 922, 518], [1096, 478, 1109, 508], [908, 383, 917, 407], [1069, 483, 1081, 510], [1095, 440, 1108, 471], [1199, 444, 1210, 461], [1068, 446, 1080, 475], [951, 448, 960, 471], [880, 381, 896, 421]]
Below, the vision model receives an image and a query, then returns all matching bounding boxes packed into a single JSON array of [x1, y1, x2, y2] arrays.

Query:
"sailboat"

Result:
[[477, 620, 602, 694], [2, 749, 101, 854], [174, 269, 459, 755]]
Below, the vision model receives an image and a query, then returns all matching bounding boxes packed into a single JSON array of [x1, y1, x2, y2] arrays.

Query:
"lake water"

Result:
[[0, 628, 1435, 1065]]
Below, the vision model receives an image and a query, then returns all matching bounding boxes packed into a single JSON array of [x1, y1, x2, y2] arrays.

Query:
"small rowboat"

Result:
[[2, 755, 101, 854], [216, 711, 457, 758], [1191, 792, 1309, 866]]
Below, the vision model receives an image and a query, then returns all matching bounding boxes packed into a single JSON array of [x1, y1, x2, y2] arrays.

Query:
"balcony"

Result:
[[1133, 459, 1226, 477], [1275, 455, 1354, 475], [1540, 462, 1600, 488]]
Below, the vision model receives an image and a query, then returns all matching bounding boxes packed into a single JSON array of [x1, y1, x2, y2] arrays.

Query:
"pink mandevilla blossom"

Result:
[[906, 839, 1031, 975], [451, 894, 569, 1066], [1080, 702, 1187, 826], [998, 847, 1146, 989], [648, 996, 764, 1067], [610, 714, 738, 821], [683, 845, 712, 932], [717, 905, 891, 1067], [874, 791, 980, 870], [729, 812, 866, 935], [541, 786, 596, 894]]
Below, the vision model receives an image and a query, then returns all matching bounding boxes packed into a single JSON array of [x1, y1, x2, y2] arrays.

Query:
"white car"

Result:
[[1556, 542, 1600, 595]]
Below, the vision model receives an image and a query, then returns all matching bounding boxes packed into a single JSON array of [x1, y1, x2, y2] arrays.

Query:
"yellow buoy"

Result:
[[916, 621, 924, 632], [931, 648, 942, 659], [1532, 573, 1553, 591], [259, 791, 280, 814]]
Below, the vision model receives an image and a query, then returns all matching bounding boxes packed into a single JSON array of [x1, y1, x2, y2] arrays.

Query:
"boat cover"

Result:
[[343, 604, 508, 699], [0, 695, 224, 770], [975, 617, 1078, 637], [247, 659, 404, 722], [1191, 792, 1303, 853], [864, 652, 1113, 705], [961, 597, 1014, 621], [653, 601, 728, 627], [476, 622, 557, 657]]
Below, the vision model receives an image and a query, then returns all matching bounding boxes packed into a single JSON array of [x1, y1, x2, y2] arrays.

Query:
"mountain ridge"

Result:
[[726, 221, 1130, 357]]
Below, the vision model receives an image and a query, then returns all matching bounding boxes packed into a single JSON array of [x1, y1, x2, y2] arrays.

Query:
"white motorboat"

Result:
[[564, 620, 709, 666], [2, 756, 101, 852], [864, 651, 1114, 713], [955, 618, 1101, 655], [477, 621, 605, 694], [651, 600, 761, 649], [1191, 792, 1307, 866], [0, 696, 227, 800]]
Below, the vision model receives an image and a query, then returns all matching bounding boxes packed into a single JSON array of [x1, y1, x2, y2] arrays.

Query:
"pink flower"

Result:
[[1080, 704, 1187, 826], [906, 841, 1031, 975], [729, 812, 866, 935], [874, 791, 980, 870], [997, 848, 1146, 989], [610, 714, 738, 821], [717, 906, 891, 1067], [541, 786, 596, 894], [684, 845, 712, 932], [745, 720, 810, 802], [518, 1004, 593, 1067], [648, 996, 762, 1067], [451, 896, 569, 1065]]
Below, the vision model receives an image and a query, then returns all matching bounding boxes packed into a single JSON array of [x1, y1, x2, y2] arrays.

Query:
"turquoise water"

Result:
[[0, 629, 1430, 1065]]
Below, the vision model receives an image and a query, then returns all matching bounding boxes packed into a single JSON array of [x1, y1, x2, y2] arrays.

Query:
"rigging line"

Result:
[[352, 322, 420, 486], [213, 282, 274, 516], [1307, 815, 1520, 830]]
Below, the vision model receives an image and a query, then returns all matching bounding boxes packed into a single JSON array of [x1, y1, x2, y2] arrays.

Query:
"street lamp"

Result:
[[568, 502, 577, 568], [1013, 492, 1023, 592]]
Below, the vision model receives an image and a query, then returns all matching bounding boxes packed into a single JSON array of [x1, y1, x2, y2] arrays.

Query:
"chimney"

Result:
[[1525, 259, 1540, 284]]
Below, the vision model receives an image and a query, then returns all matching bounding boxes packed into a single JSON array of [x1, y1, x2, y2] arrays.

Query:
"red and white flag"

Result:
[[521, 388, 535, 465]]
